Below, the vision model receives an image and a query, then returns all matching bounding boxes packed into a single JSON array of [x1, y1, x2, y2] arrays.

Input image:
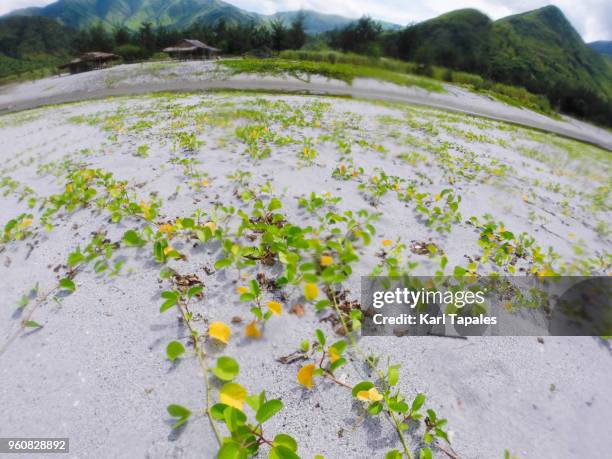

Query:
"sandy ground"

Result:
[[0, 61, 611, 151], [0, 92, 610, 459]]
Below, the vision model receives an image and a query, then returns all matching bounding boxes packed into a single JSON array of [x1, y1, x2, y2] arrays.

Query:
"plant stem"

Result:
[[329, 290, 414, 459], [389, 410, 413, 459], [178, 299, 222, 445]]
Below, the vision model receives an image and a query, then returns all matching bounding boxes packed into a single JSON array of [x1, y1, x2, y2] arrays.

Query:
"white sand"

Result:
[[0, 60, 610, 150], [0, 92, 610, 458]]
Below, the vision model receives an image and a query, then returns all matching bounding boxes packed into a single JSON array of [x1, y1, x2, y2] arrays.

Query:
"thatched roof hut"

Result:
[[163, 39, 220, 60], [58, 52, 120, 75]]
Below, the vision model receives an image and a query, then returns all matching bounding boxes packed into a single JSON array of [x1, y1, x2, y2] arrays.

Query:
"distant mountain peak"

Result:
[[2, 0, 396, 33]]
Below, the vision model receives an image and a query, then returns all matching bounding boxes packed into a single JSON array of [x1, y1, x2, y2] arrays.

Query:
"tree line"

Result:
[[74, 15, 307, 61]]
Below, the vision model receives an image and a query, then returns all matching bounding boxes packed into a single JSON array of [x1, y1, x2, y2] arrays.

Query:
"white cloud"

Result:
[[0, 0, 610, 41], [0, 0, 52, 15]]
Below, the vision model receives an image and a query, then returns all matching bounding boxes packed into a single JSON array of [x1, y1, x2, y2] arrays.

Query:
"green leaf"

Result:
[[167, 404, 191, 418], [246, 391, 265, 412], [351, 381, 374, 397], [256, 399, 283, 424], [223, 406, 247, 433], [315, 329, 326, 346], [268, 198, 282, 212], [59, 278, 75, 293], [385, 450, 403, 459], [123, 229, 145, 247], [273, 434, 297, 452], [166, 341, 185, 362], [217, 441, 246, 459], [269, 445, 299, 459], [16, 295, 29, 309], [420, 447, 432, 459], [67, 250, 84, 267], [388, 400, 408, 413], [187, 285, 203, 299], [210, 403, 228, 421], [215, 258, 232, 269], [167, 404, 191, 429], [388, 365, 400, 387], [24, 320, 41, 328], [212, 356, 240, 381], [368, 401, 383, 415], [329, 358, 347, 372], [411, 393, 426, 413], [160, 291, 179, 313], [181, 218, 195, 229]]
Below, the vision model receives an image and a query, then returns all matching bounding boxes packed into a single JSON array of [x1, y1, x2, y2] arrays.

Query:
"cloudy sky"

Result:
[[0, 0, 610, 41]]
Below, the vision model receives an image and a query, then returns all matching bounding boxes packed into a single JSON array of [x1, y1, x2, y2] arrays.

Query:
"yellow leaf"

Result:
[[139, 200, 153, 219], [200, 179, 210, 187], [236, 286, 248, 294], [159, 224, 173, 234], [328, 347, 341, 363], [320, 255, 333, 267], [204, 221, 217, 232], [267, 301, 282, 316], [536, 266, 555, 278], [209, 321, 231, 344], [434, 193, 441, 201], [522, 194, 530, 203], [357, 387, 383, 402], [163, 245, 175, 256], [139, 200, 150, 213], [368, 387, 383, 401], [245, 320, 261, 338], [297, 363, 315, 389], [20, 218, 33, 228], [65, 183, 73, 193], [219, 382, 247, 410], [304, 283, 319, 301], [382, 239, 392, 247]]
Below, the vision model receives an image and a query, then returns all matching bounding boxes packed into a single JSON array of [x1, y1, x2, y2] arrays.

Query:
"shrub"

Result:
[[114, 44, 149, 63]]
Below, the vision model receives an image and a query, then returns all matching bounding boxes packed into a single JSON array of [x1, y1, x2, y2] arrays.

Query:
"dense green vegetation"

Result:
[[0, 16, 74, 80]]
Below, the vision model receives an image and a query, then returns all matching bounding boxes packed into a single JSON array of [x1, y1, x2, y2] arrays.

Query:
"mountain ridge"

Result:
[[3, 0, 398, 34]]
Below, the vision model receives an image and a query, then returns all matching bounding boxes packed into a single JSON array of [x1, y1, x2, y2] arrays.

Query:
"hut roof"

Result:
[[58, 52, 119, 68], [163, 39, 220, 53]]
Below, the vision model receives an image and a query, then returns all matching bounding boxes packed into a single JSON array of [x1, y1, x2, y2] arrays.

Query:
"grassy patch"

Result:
[[276, 50, 558, 117], [0, 54, 61, 85], [218, 57, 445, 93]]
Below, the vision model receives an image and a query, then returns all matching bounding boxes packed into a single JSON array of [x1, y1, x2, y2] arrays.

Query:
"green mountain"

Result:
[[398, 6, 611, 105], [4, 0, 372, 33], [489, 6, 611, 98], [271, 10, 400, 35], [0, 16, 75, 79], [588, 41, 612, 56], [397, 9, 492, 74], [6, 0, 256, 29]]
